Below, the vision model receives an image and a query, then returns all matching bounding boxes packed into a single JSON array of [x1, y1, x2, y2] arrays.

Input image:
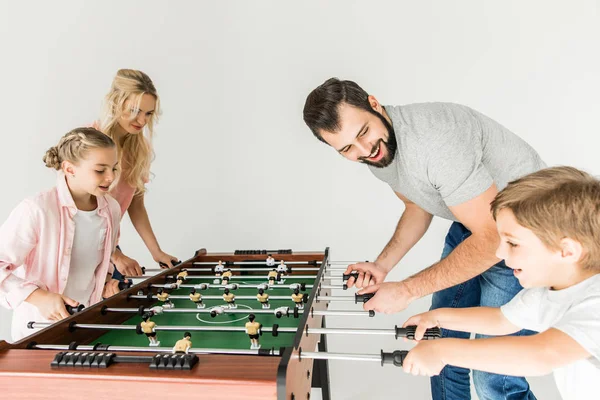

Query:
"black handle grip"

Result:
[[355, 293, 374, 303], [65, 304, 85, 315], [118, 280, 132, 291], [395, 325, 442, 340], [159, 259, 182, 268], [381, 350, 408, 367], [342, 272, 359, 282]]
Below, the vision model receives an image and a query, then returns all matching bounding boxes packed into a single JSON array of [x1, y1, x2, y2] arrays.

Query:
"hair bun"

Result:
[[43, 146, 61, 170]]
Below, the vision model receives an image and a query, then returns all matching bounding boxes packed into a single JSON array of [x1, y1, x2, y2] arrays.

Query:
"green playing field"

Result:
[[92, 276, 311, 350]]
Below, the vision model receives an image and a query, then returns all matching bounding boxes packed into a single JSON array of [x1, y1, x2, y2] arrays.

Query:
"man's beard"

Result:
[[359, 113, 397, 168]]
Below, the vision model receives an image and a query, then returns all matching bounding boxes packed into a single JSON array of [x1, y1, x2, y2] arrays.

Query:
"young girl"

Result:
[[97, 69, 177, 277], [0, 127, 123, 341]]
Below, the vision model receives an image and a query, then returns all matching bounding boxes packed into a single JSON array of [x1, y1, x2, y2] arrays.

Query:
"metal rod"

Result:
[[327, 261, 363, 265], [143, 267, 321, 273], [128, 294, 300, 300], [308, 328, 392, 335], [128, 274, 318, 280], [102, 307, 373, 317], [104, 307, 286, 315], [191, 261, 322, 266], [299, 351, 381, 362], [31, 323, 391, 337], [30, 322, 298, 334], [148, 283, 315, 290]]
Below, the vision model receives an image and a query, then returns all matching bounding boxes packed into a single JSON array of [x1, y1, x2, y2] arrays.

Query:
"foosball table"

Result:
[[0, 248, 441, 399]]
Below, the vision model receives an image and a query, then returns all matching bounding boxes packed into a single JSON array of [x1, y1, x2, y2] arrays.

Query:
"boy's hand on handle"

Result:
[[25, 289, 79, 321], [402, 341, 446, 376], [403, 311, 441, 341], [113, 252, 143, 276], [344, 261, 388, 289]]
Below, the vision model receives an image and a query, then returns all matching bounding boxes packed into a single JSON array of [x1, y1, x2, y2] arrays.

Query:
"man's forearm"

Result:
[[432, 307, 519, 336], [376, 205, 433, 271], [404, 231, 500, 298]]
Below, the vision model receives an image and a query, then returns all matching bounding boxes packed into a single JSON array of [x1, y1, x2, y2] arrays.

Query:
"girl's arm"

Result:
[[0, 199, 40, 309]]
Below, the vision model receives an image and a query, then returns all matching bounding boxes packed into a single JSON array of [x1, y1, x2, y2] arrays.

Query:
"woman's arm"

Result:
[[127, 193, 177, 267]]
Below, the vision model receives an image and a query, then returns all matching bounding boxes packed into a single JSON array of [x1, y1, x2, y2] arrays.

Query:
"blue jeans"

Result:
[[111, 245, 126, 281], [430, 222, 536, 400]]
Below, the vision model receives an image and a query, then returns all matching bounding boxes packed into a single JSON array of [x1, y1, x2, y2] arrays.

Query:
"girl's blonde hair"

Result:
[[43, 127, 116, 170], [99, 69, 160, 195]]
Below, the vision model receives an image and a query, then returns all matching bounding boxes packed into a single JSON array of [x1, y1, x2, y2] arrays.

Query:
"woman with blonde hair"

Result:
[[97, 69, 178, 277]]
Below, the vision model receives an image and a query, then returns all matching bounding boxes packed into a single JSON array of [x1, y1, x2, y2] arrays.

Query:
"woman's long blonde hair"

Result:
[[99, 69, 161, 195]]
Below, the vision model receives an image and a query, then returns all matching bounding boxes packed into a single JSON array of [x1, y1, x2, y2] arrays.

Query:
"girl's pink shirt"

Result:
[[0, 171, 121, 341]]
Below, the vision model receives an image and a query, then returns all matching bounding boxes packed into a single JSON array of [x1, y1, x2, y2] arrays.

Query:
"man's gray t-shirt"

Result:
[[369, 103, 546, 221]]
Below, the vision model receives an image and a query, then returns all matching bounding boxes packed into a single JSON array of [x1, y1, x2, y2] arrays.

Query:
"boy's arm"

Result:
[[404, 328, 591, 377], [441, 328, 590, 376], [405, 307, 520, 338]]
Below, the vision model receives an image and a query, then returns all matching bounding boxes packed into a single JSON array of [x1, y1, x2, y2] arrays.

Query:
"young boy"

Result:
[[402, 166, 600, 400]]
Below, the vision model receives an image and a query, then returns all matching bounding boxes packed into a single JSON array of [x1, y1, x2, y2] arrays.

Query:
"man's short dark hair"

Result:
[[303, 78, 373, 143]]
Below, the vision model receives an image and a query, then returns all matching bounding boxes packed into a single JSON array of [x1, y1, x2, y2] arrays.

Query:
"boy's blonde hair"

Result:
[[491, 166, 600, 270], [43, 127, 116, 170], [99, 69, 160, 195]]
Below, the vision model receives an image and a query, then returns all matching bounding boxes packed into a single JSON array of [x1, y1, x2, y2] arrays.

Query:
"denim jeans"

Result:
[[111, 245, 126, 281], [430, 222, 537, 400]]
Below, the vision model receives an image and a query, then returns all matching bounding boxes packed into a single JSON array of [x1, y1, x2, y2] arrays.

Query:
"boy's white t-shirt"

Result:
[[501, 274, 600, 400], [62, 208, 106, 306]]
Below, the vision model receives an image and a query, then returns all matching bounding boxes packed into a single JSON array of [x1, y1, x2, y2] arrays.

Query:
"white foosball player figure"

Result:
[[273, 306, 289, 319], [265, 254, 275, 266], [276, 260, 288, 274], [214, 260, 225, 284], [209, 306, 225, 318]]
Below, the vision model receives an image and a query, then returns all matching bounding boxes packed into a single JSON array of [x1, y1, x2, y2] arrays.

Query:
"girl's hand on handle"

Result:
[[25, 289, 79, 321]]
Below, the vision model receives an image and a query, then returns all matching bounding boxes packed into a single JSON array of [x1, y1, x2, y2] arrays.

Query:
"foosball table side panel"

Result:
[[278, 248, 331, 400], [0, 349, 281, 399]]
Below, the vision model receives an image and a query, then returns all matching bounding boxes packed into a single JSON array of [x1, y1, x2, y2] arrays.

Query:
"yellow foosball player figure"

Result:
[[189, 288, 204, 309], [214, 260, 225, 284], [223, 288, 236, 309], [265, 254, 275, 266], [176, 269, 189, 285], [172, 332, 192, 354], [256, 288, 270, 309], [291, 288, 304, 310], [267, 269, 279, 285], [245, 314, 262, 350], [221, 268, 233, 285], [157, 288, 174, 309], [141, 313, 160, 347]]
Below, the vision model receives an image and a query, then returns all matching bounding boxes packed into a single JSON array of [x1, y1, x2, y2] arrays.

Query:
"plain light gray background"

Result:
[[1, 1, 599, 399]]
